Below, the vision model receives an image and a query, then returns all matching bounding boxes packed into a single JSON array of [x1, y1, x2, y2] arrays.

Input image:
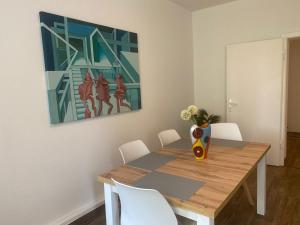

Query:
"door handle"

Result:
[[228, 98, 238, 111], [228, 98, 238, 106]]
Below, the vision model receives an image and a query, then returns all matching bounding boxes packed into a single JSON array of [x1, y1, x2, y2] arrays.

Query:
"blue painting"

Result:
[[39, 12, 141, 124]]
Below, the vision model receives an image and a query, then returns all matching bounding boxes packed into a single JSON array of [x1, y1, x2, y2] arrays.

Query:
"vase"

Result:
[[190, 123, 211, 160]]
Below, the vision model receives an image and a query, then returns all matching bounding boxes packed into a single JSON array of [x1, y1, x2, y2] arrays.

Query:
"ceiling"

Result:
[[169, 0, 238, 11]]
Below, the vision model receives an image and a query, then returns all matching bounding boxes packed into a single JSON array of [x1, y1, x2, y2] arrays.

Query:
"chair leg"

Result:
[[242, 182, 255, 206]]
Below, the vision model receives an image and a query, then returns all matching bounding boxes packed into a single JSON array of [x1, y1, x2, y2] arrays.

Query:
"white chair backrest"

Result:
[[112, 179, 178, 225], [119, 140, 150, 164], [211, 123, 243, 141], [158, 129, 181, 147]]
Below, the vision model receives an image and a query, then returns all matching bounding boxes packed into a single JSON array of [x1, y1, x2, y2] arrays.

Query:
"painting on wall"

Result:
[[39, 11, 141, 124]]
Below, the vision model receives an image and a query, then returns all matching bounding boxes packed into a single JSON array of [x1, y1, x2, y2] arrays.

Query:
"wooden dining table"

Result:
[[98, 139, 270, 225]]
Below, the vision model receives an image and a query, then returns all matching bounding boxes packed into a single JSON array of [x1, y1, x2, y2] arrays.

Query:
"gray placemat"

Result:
[[133, 171, 204, 201], [164, 138, 192, 149], [211, 138, 247, 148], [127, 152, 176, 171], [164, 138, 247, 149]]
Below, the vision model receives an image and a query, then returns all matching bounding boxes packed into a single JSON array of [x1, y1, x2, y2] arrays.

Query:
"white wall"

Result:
[[193, 0, 300, 119], [288, 39, 300, 133], [0, 1, 193, 225]]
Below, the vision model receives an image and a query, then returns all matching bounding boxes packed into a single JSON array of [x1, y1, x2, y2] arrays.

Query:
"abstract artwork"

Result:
[[39, 12, 141, 124]]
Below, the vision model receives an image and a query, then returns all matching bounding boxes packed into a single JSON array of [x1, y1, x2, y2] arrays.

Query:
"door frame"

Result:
[[280, 32, 300, 165]]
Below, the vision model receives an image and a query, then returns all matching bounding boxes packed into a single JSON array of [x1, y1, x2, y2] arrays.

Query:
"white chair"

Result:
[[158, 129, 181, 147], [119, 140, 150, 164], [211, 122, 255, 206], [211, 123, 243, 141], [112, 178, 178, 225]]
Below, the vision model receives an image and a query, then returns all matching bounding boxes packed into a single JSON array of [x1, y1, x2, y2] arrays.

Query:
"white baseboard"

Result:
[[48, 199, 104, 225]]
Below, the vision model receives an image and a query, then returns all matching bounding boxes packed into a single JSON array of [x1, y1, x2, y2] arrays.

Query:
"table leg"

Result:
[[257, 155, 266, 215], [104, 183, 120, 225], [197, 214, 214, 225]]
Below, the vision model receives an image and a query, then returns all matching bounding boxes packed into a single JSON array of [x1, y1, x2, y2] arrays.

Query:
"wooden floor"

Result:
[[71, 133, 300, 225]]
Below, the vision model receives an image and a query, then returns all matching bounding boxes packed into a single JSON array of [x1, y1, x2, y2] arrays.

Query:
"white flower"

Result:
[[187, 105, 198, 115], [180, 109, 192, 121]]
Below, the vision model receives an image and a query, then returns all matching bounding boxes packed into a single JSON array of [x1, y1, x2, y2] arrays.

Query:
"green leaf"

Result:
[[192, 108, 221, 126]]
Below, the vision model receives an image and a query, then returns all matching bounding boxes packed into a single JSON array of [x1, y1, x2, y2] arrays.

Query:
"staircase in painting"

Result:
[[71, 67, 86, 120], [55, 73, 71, 123]]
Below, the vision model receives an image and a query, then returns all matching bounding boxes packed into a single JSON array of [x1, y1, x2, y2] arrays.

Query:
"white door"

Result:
[[226, 39, 284, 166]]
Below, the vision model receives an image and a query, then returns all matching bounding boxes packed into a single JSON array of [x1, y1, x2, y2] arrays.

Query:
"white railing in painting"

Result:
[[58, 77, 71, 121], [40, 22, 79, 71], [40, 22, 79, 121], [89, 28, 136, 83]]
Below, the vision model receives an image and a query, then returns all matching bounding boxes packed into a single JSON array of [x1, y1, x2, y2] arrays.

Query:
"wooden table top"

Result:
[[98, 140, 270, 218]]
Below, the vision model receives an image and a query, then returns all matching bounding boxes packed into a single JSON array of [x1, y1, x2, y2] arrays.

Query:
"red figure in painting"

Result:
[[96, 74, 113, 116], [78, 72, 97, 118], [84, 107, 91, 118], [114, 74, 132, 113]]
